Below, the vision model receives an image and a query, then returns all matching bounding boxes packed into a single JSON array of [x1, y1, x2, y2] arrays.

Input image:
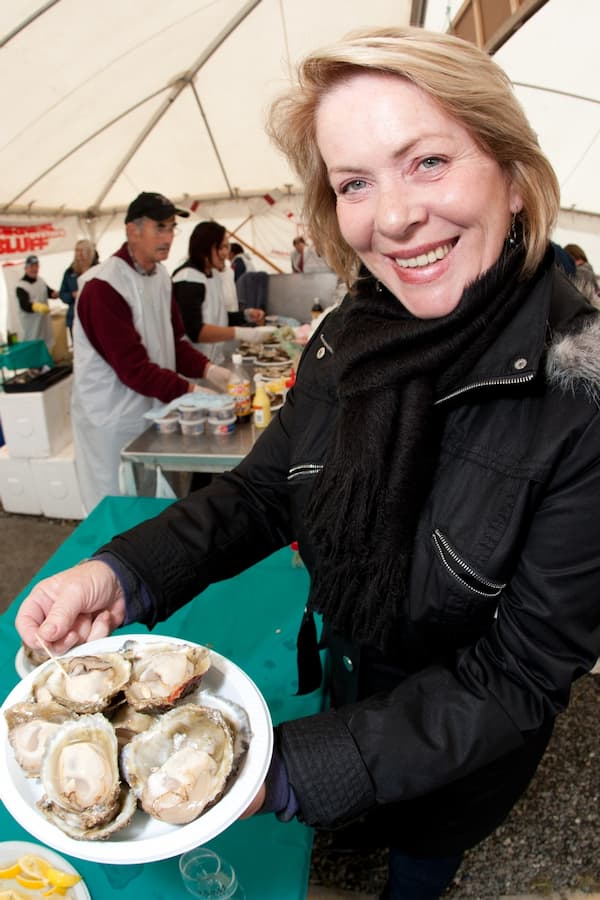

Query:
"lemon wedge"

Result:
[[0, 890, 28, 899], [0, 864, 20, 880], [45, 867, 81, 889], [15, 855, 51, 882], [15, 874, 47, 890]]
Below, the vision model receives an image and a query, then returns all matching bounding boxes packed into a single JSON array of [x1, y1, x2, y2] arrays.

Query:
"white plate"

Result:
[[1, 634, 273, 865], [0, 840, 90, 899], [15, 646, 36, 679]]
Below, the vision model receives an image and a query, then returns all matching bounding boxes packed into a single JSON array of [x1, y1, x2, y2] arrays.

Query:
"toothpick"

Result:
[[36, 634, 70, 679]]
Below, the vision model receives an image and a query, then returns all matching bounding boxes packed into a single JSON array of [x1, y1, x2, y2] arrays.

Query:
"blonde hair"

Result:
[[72, 238, 96, 275], [268, 27, 559, 284]]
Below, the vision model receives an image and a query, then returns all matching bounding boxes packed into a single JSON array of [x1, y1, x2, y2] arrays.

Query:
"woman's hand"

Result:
[[239, 783, 266, 819], [245, 308, 265, 325], [15, 560, 126, 656]]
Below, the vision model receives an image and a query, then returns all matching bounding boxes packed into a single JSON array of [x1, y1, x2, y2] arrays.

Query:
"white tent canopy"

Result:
[[1, 0, 599, 305]]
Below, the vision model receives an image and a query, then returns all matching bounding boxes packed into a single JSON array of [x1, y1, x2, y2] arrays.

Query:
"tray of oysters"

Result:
[[0, 634, 273, 864]]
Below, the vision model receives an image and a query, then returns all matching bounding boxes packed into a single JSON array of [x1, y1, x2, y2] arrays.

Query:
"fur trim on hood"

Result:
[[546, 311, 600, 406]]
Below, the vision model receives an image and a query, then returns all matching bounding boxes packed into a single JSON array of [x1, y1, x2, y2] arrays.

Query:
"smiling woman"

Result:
[[13, 28, 600, 900]]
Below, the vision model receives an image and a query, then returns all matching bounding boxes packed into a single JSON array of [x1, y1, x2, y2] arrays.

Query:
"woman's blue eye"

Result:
[[340, 179, 366, 194], [421, 156, 443, 169]]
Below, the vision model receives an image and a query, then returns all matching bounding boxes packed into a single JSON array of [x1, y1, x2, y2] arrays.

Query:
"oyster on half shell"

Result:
[[121, 703, 234, 824], [37, 713, 136, 840], [122, 640, 211, 711], [31, 652, 131, 713], [5, 700, 76, 777]]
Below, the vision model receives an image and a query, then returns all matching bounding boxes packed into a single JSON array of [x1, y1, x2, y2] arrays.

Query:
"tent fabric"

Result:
[[1, 0, 599, 295]]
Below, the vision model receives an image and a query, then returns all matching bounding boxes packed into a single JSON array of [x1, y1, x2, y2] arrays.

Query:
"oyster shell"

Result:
[[122, 640, 211, 711], [185, 688, 252, 776], [108, 701, 158, 749], [4, 700, 76, 777], [32, 653, 131, 713], [37, 712, 135, 839], [121, 703, 234, 824]]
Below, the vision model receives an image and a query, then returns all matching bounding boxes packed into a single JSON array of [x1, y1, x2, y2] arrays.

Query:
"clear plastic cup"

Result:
[[179, 848, 245, 898]]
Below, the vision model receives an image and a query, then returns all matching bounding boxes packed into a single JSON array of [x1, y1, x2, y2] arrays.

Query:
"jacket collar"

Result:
[[436, 263, 596, 405]]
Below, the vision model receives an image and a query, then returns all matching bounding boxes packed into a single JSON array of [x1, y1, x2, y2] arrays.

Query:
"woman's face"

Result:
[[210, 236, 230, 272], [316, 73, 523, 318]]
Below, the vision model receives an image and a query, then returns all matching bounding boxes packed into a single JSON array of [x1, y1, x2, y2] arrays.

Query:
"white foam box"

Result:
[[0, 446, 42, 514], [30, 442, 85, 520], [0, 373, 73, 458]]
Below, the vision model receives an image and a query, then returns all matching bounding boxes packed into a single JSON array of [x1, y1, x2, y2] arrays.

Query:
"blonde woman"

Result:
[[59, 238, 97, 335], [17, 29, 600, 898]]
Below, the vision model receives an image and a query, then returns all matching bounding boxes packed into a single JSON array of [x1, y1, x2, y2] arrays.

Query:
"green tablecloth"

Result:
[[0, 496, 324, 899], [0, 339, 54, 372]]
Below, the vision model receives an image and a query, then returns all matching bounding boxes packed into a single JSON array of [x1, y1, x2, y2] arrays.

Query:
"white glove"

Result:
[[234, 326, 277, 344], [204, 363, 231, 393]]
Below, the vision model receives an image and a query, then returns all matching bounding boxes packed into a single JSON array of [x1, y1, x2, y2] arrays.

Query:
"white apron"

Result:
[[172, 266, 227, 364], [15, 277, 54, 348], [71, 256, 176, 513]]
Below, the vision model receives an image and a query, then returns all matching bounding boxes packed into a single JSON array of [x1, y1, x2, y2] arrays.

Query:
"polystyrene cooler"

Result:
[[30, 443, 85, 519], [0, 373, 73, 458]]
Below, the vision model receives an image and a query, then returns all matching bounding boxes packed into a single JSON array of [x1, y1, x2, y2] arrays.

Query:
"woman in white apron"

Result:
[[172, 221, 269, 364]]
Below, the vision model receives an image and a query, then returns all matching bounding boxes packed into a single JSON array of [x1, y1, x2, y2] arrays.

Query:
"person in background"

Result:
[[229, 242, 256, 282], [70, 192, 231, 513], [59, 239, 97, 337], [15, 29, 600, 900], [14, 254, 58, 348], [172, 221, 271, 365], [563, 243, 600, 293], [290, 235, 305, 272]]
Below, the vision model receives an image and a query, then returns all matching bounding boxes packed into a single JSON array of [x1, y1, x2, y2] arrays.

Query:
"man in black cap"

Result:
[[14, 254, 59, 348], [71, 191, 231, 512]]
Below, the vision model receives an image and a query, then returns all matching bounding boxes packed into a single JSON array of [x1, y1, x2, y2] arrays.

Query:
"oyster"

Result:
[[5, 700, 76, 777], [108, 701, 158, 749], [121, 703, 234, 824], [37, 713, 136, 840], [122, 640, 211, 711], [32, 653, 131, 713], [185, 688, 252, 776]]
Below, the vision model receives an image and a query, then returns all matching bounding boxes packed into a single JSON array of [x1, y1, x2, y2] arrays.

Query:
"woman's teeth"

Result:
[[395, 243, 452, 268]]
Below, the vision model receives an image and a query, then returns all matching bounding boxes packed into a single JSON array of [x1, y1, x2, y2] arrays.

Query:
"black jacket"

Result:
[[103, 262, 600, 854]]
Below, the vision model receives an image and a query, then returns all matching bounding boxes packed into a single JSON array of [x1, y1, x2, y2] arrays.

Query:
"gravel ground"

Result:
[[309, 674, 600, 898]]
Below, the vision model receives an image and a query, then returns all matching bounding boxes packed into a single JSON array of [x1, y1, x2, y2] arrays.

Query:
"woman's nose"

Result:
[[374, 185, 427, 238]]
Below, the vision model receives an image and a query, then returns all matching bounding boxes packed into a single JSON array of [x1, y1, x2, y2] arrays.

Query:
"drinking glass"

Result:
[[179, 848, 245, 899]]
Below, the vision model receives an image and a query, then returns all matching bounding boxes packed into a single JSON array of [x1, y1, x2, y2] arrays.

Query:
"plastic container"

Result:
[[207, 415, 236, 436], [180, 418, 206, 436], [208, 396, 236, 421], [252, 374, 271, 428], [177, 399, 208, 421], [154, 413, 179, 433], [227, 352, 252, 424]]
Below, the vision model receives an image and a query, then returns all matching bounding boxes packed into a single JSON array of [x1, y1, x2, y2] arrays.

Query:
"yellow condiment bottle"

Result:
[[252, 375, 272, 428]]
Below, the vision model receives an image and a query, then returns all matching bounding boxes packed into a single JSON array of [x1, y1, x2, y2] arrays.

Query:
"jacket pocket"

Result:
[[432, 528, 506, 599]]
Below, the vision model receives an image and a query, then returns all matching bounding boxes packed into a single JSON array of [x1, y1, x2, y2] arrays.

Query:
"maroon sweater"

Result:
[[77, 244, 210, 403]]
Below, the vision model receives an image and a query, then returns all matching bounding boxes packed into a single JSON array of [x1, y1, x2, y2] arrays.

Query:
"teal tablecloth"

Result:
[[0, 339, 54, 372], [0, 496, 324, 899]]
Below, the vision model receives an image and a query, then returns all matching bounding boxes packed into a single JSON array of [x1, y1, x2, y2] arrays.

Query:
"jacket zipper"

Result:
[[288, 463, 323, 481], [435, 372, 534, 405], [432, 529, 505, 597]]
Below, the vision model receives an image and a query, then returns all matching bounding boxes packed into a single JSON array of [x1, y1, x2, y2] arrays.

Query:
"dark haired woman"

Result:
[[172, 221, 270, 364]]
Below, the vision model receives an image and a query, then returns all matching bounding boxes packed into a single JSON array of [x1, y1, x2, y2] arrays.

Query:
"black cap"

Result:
[[25, 254, 39, 266], [125, 192, 190, 223]]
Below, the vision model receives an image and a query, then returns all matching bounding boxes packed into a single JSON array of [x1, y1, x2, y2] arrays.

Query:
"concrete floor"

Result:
[[1, 505, 599, 899]]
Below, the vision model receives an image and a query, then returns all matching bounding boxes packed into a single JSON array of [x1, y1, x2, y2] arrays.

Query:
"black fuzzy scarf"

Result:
[[304, 244, 533, 654]]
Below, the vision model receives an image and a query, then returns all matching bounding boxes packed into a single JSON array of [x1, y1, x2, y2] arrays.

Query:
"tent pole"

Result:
[[229, 222, 284, 274]]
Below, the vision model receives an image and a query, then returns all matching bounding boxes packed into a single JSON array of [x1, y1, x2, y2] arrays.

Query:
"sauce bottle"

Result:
[[227, 353, 251, 424], [252, 375, 272, 428]]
